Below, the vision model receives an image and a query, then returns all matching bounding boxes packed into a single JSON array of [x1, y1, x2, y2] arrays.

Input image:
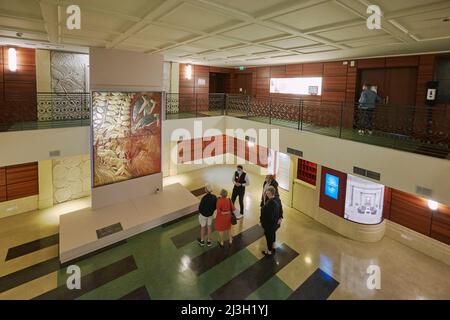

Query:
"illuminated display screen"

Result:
[[270, 77, 323, 95], [324, 173, 339, 200]]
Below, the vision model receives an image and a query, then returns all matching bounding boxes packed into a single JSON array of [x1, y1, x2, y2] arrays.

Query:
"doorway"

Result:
[[209, 72, 231, 93], [357, 67, 417, 106], [357, 67, 418, 134], [234, 73, 253, 95]]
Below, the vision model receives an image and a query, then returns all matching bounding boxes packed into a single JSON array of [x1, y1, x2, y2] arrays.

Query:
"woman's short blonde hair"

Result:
[[266, 186, 276, 196], [220, 189, 228, 197]]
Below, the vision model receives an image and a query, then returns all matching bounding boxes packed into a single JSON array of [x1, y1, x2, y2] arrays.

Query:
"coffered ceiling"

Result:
[[1, 0, 450, 66]]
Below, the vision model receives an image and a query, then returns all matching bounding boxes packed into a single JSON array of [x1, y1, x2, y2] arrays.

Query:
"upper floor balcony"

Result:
[[1, 92, 448, 160], [0, 92, 90, 131], [165, 93, 450, 160]]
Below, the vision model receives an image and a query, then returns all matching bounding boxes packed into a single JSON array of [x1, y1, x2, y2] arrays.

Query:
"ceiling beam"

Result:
[[334, 0, 415, 44], [38, 0, 59, 43], [58, 0, 141, 22], [385, 0, 450, 20], [186, 0, 348, 49], [105, 0, 183, 49]]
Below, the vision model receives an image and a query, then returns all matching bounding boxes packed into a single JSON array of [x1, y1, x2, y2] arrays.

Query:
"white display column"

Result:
[[89, 48, 164, 209]]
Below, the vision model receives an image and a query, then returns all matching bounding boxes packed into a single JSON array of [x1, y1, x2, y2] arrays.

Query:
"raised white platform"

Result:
[[59, 183, 199, 264]]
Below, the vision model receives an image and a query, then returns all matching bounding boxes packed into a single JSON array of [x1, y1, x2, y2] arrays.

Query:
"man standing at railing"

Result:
[[358, 84, 382, 135]]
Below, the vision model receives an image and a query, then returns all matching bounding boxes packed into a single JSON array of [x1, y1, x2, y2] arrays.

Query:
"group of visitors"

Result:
[[197, 165, 283, 256]]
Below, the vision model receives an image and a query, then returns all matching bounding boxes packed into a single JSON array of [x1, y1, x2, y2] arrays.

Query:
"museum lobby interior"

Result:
[[0, 0, 450, 300]]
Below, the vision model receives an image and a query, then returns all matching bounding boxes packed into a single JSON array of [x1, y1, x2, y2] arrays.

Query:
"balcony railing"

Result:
[[165, 93, 450, 159], [1, 92, 448, 159], [0, 92, 90, 132]]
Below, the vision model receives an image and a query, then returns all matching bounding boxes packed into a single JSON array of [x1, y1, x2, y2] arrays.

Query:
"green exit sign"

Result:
[[239, 66, 245, 71]]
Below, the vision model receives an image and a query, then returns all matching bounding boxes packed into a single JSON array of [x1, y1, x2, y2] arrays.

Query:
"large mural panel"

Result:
[[51, 51, 89, 93], [92, 92, 161, 187], [53, 155, 91, 204]]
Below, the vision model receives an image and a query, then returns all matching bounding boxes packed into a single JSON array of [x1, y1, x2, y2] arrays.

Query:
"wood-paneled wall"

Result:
[[179, 64, 232, 95], [0, 46, 37, 124], [389, 189, 432, 235], [177, 134, 268, 168], [179, 54, 436, 105], [387, 189, 450, 245], [0, 162, 38, 202]]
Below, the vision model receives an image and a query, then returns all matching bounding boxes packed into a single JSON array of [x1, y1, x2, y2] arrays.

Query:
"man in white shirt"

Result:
[[231, 165, 250, 217]]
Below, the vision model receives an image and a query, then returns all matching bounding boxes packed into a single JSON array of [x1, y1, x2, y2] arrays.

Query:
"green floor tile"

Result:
[[246, 276, 293, 300]]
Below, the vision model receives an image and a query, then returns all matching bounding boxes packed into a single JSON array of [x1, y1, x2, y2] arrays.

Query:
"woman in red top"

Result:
[[215, 189, 235, 247]]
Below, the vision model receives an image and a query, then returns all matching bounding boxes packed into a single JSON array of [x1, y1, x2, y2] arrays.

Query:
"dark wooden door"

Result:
[[209, 72, 230, 93], [384, 68, 417, 106], [357, 67, 417, 133], [358, 67, 417, 105], [357, 69, 386, 99], [235, 73, 252, 95]]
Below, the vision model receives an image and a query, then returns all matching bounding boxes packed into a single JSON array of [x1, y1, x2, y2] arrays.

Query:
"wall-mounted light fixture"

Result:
[[427, 200, 439, 211], [8, 48, 17, 72], [185, 64, 192, 80]]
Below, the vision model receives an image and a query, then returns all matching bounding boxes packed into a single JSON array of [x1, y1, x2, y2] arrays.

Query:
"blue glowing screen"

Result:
[[325, 173, 339, 200]]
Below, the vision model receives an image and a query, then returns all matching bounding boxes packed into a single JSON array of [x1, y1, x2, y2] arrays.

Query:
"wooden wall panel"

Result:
[[357, 58, 385, 69], [382, 187, 392, 220], [179, 86, 194, 94], [322, 91, 346, 102], [302, 63, 323, 76], [0, 162, 39, 203], [415, 55, 435, 106], [256, 78, 270, 96], [179, 63, 235, 98], [1, 46, 37, 124], [270, 65, 286, 78], [209, 66, 230, 73], [4, 82, 37, 101], [386, 56, 419, 68], [389, 190, 432, 236], [346, 71, 357, 93], [323, 76, 347, 91], [431, 205, 450, 245], [323, 62, 348, 76], [256, 67, 270, 78], [0, 167, 5, 186], [3, 47, 35, 66], [0, 185, 6, 202], [6, 162, 38, 185], [285, 64, 302, 77], [6, 180, 39, 201], [418, 55, 436, 75], [4, 65, 36, 82]]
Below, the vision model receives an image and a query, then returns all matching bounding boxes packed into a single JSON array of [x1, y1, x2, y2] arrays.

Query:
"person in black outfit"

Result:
[[260, 174, 280, 207], [260, 186, 282, 256], [231, 165, 250, 217], [197, 185, 217, 247]]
